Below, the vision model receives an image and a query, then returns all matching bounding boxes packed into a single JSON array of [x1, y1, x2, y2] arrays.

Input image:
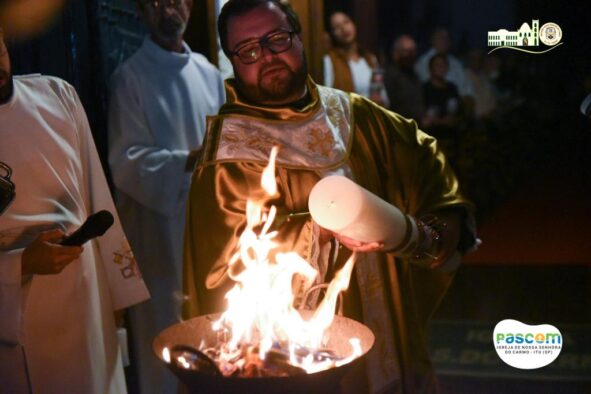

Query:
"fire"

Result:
[[167, 146, 361, 376], [260, 146, 279, 196]]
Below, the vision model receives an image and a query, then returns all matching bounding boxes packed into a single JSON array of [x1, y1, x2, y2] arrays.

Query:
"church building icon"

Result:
[[488, 20, 539, 47]]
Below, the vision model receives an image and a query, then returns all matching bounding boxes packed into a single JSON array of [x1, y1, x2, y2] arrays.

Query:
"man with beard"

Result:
[[107, 0, 224, 392], [183, 1, 476, 393], [0, 27, 149, 393], [385, 35, 425, 122]]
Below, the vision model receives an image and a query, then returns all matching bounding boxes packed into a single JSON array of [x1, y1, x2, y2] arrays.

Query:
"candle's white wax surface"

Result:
[[309, 176, 408, 249]]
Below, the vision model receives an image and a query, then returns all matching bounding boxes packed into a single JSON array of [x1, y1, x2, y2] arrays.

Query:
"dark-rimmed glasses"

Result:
[[231, 31, 295, 65]]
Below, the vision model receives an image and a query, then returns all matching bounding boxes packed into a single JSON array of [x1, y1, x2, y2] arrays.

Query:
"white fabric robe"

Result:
[[0, 75, 149, 393], [108, 37, 225, 394], [324, 54, 374, 97]]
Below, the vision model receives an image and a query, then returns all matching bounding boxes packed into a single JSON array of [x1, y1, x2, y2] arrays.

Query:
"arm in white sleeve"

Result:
[[414, 50, 432, 82], [448, 56, 475, 98], [323, 55, 334, 87], [65, 82, 150, 310], [107, 71, 191, 217], [216, 60, 229, 103], [457, 69, 475, 98]]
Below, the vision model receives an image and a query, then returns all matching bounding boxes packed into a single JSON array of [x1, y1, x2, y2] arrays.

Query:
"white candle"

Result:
[[308, 175, 414, 251]]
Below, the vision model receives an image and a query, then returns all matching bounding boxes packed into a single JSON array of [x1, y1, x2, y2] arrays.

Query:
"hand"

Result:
[[334, 234, 384, 253], [428, 212, 461, 270], [318, 226, 384, 252], [21, 229, 84, 275]]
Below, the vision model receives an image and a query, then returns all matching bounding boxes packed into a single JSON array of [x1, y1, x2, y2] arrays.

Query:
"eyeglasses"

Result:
[[231, 31, 295, 65], [144, 0, 182, 9]]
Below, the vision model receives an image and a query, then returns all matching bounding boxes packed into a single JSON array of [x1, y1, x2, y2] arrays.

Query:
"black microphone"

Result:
[[60, 210, 114, 246]]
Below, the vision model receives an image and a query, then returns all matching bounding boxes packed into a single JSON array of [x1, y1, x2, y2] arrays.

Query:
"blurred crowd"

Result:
[[323, 11, 562, 220]]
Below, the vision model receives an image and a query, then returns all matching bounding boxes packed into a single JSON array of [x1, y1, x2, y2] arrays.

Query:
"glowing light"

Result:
[[210, 145, 359, 374], [335, 338, 363, 367], [162, 347, 171, 363], [261, 146, 279, 196]]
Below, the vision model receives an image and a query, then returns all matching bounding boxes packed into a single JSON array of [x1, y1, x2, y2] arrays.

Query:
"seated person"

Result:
[[422, 54, 462, 160]]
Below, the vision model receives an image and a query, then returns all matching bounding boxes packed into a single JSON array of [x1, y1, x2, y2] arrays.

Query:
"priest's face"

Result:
[[0, 28, 13, 104], [139, 0, 192, 43], [226, 3, 308, 106]]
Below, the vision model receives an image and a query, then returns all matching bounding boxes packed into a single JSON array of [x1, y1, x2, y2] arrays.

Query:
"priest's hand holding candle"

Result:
[[308, 175, 462, 271]]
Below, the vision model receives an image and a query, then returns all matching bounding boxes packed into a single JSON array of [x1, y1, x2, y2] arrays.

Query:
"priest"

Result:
[[183, 1, 477, 393]]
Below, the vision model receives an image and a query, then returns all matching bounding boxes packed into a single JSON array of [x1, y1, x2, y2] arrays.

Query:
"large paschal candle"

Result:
[[308, 175, 416, 252]]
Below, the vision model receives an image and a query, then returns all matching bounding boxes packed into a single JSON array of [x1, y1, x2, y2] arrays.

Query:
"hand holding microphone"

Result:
[[60, 210, 114, 246], [21, 211, 115, 276], [22, 229, 83, 275]]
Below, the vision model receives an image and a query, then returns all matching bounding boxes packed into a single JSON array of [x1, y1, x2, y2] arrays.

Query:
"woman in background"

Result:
[[324, 10, 388, 106]]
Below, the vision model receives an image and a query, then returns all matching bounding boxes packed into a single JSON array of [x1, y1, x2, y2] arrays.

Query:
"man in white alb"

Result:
[[107, 0, 225, 392], [0, 27, 149, 393]]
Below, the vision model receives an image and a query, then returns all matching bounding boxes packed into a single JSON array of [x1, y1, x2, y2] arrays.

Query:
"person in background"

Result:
[[384, 34, 425, 122], [483, 53, 512, 104], [183, 1, 477, 393], [323, 10, 388, 106], [107, 0, 225, 392], [422, 53, 462, 161], [0, 26, 149, 393], [465, 49, 497, 119], [415, 28, 474, 109]]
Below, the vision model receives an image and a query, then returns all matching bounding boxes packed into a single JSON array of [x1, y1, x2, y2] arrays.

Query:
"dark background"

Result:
[[6, 0, 590, 177]]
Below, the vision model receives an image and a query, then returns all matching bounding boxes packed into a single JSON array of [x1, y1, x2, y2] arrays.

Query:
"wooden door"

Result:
[[289, 0, 325, 83]]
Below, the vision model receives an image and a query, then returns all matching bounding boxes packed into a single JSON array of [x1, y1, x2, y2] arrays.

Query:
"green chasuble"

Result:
[[183, 77, 475, 393]]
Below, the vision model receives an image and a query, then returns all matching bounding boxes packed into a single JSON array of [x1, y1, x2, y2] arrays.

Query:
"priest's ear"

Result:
[[0, 27, 11, 73]]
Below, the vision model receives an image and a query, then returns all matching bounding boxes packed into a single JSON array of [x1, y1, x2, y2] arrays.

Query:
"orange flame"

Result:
[[212, 146, 359, 372], [261, 146, 279, 196]]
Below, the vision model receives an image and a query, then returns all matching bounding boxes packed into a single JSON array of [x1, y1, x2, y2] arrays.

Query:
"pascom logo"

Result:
[[496, 332, 561, 345], [493, 319, 562, 369]]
